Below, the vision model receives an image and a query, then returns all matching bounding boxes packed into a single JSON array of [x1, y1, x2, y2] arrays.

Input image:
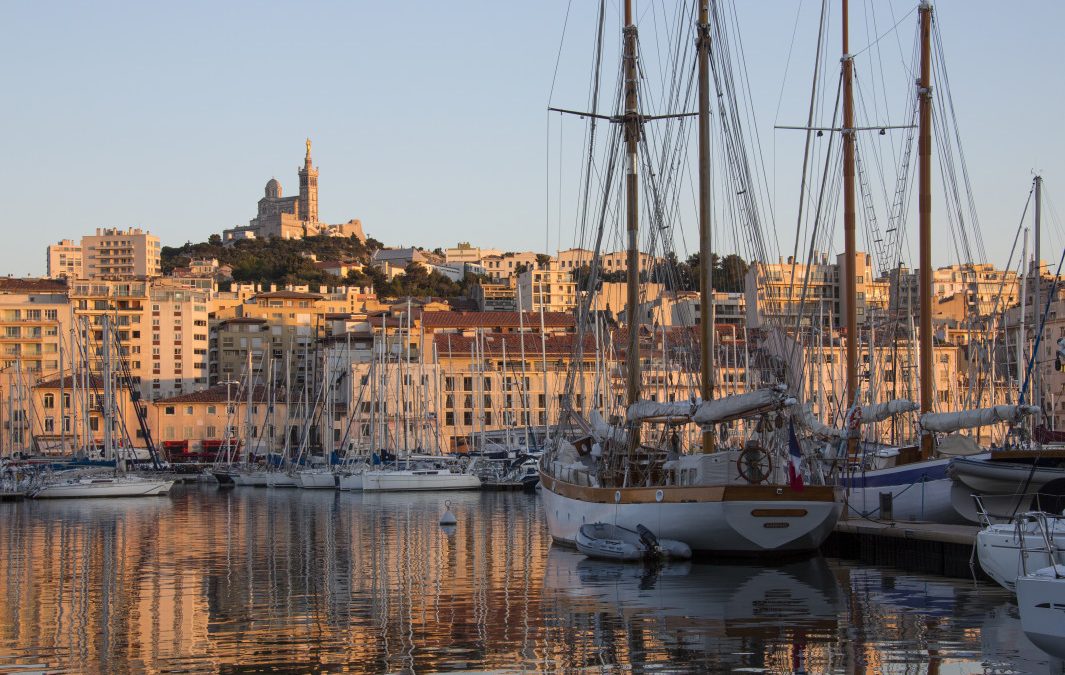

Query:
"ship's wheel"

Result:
[[737, 445, 772, 484]]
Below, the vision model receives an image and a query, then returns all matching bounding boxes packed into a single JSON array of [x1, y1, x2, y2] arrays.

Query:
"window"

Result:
[[44, 417, 55, 433], [164, 406, 175, 415], [185, 406, 193, 415], [43, 393, 55, 409], [206, 425, 217, 438], [445, 412, 455, 426], [207, 405, 216, 415], [463, 412, 473, 426]]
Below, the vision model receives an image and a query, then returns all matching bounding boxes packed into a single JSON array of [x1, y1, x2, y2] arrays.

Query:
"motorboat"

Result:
[[575, 522, 691, 562], [951, 449, 1065, 523]]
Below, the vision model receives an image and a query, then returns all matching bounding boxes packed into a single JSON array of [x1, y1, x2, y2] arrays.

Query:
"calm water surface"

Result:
[[0, 485, 1058, 674]]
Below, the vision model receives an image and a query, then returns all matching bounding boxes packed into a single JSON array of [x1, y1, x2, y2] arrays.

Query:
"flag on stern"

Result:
[[788, 419, 805, 492]]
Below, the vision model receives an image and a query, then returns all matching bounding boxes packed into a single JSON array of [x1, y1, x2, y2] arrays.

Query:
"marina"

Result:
[[0, 484, 1059, 674]]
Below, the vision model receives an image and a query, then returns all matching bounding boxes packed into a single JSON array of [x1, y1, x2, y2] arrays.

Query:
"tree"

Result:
[[535, 253, 552, 269], [208, 234, 222, 246]]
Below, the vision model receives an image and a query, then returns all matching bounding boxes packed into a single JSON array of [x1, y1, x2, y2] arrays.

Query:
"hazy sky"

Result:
[[1, 1, 1062, 277]]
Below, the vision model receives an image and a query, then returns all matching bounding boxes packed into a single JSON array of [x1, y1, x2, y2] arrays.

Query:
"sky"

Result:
[[1, 1, 1063, 277]]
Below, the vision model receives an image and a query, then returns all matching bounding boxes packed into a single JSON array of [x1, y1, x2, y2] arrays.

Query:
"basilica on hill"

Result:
[[222, 139, 365, 243]]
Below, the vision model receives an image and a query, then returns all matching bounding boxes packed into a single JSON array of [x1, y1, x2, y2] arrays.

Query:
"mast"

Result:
[[1033, 173, 1043, 441], [696, 0, 715, 453], [622, 0, 642, 421], [918, 1, 934, 458], [842, 0, 859, 454]]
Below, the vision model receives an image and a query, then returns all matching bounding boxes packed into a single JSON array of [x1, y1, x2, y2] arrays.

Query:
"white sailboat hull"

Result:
[[233, 470, 271, 487], [977, 519, 1065, 592], [266, 472, 297, 488], [338, 472, 363, 491], [1016, 566, 1065, 659], [296, 469, 337, 489], [33, 475, 174, 499], [362, 469, 481, 492], [539, 474, 841, 555]]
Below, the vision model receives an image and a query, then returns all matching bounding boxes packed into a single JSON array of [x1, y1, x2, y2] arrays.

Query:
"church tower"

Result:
[[298, 138, 319, 226]]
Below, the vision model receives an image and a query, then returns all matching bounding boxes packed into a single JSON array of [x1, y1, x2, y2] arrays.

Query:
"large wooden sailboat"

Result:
[[539, 0, 842, 555]]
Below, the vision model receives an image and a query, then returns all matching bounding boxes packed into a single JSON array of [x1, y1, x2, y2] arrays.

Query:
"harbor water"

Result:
[[0, 485, 1057, 673]]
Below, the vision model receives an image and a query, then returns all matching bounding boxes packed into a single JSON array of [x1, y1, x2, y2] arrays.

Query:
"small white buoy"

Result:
[[439, 500, 457, 526]]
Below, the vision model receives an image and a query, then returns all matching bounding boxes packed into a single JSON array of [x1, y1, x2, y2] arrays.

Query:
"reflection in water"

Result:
[[0, 486, 1058, 673]]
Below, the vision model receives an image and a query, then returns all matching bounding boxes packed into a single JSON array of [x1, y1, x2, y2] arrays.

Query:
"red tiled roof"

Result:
[[219, 317, 268, 325], [433, 332, 594, 357], [36, 374, 104, 389], [0, 278, 68, 293], [422, 311, 575, 330], [154, 384, 277, 404]]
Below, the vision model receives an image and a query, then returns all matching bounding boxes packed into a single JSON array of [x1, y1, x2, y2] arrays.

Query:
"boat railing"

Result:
[[972, 491, 1065, 526]]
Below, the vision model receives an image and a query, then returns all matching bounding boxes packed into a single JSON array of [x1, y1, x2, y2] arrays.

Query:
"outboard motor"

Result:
[[636, 524, 660, 552]]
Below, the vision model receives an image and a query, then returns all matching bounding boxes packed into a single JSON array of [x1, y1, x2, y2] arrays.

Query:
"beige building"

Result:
[[80, 227, 161, 279], [483, 251, 541, 281], [222, 140, 365, 243], [445, 242, 502, 265], [470, 281, 517, 311], [45, 240, 83, 279], [888, 262, 1019, 320], [517, 263, 577, 313], [745, 252, 877, 330], [0, 278, 69, 377]]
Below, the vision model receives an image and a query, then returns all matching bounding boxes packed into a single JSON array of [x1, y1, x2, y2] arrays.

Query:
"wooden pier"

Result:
[[822, 518, 986, 580]]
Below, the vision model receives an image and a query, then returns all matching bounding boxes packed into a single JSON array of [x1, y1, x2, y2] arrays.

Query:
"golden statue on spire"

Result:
[[305, 137, 312, 159]]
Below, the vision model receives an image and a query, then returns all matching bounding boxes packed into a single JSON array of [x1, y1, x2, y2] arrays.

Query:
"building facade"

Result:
[[80, 228, 161, 279], [46, 240, 83, 279]]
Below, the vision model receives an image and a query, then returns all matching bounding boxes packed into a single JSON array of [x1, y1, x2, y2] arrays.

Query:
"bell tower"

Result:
[[298, 138, 319, 225]]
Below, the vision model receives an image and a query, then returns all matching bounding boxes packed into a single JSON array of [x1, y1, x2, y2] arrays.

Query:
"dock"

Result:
[[823, 518, 985, 580]]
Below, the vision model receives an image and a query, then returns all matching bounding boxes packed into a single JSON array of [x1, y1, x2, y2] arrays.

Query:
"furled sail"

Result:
[[797, 403, 841, 440], [920, 404, 1040, 433], [692, 387, 795, 426], [860, 399, 919, 423], [626, 399, 699, 423]]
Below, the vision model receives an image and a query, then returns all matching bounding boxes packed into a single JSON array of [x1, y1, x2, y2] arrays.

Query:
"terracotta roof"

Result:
[[421, 311, 575, 330], [433, 332, 594, 357], [0, 278, 68, 293], [219, 317, 267, 325], [36, 374, 104, 389], [251, 290, 324, 300], [154, 384, 277, 404]]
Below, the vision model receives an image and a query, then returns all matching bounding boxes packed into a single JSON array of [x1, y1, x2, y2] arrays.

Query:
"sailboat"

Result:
[[538, 0, 842, 555], [32, 317, 173, 499]]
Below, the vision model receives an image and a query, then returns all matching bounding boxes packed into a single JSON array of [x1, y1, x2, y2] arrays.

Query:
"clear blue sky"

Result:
[[1, 1, 1062, 276]]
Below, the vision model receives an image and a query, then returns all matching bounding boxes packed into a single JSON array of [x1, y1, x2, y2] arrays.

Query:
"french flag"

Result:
[[788, 419, 805, 492]]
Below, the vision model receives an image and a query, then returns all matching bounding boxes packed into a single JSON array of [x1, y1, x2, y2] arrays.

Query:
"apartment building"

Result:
[[81, 227, 161, 278], [745, 252, 877, 330], [483, 252, 541, 281], [445, 242, 502, 265], [555, 248, 659, 276], [517, 263, 577, 313], [888, 262, 1020, 319], [470, 281, 518, 311], [0, 278, 69, 377], [45, 240, 83, 279]]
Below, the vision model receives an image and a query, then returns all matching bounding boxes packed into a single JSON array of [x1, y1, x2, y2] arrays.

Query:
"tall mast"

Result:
[[1033, 173, 1043, 441], [697, 0, 715, 453], [918, 1, 934, 458], [842, 0, 858, 452], [622, 0, 642, 417]]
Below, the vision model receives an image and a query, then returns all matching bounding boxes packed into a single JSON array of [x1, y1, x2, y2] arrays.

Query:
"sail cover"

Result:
[[920, 404, 1040, 433], [797, 403, 841, 439], [692, 388, 795, 425], [626, 400, 698, 423], [861, 399, 919, 423]]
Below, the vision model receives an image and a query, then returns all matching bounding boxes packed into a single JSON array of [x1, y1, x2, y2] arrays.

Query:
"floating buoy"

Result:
[[439, 500, 457, 526]]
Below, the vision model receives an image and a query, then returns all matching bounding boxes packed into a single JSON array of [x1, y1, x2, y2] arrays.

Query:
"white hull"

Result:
[[540, 476, 841, 555], [296, 469, 337, 489], [362, 469, 481, 492], [1016, 566, 1065, 659], [233, 470, 272, 487], [977, 518, 1065, 592], [267, 472, 297, 488], [33, 475, 174, 499], [338, 472, 363, 491]]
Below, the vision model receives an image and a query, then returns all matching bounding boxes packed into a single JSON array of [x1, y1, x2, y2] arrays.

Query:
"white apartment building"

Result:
[[45, 240, 83, 279]]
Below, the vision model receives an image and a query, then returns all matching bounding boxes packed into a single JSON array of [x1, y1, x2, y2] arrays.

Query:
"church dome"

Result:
[[265, 178, 282, 199]]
